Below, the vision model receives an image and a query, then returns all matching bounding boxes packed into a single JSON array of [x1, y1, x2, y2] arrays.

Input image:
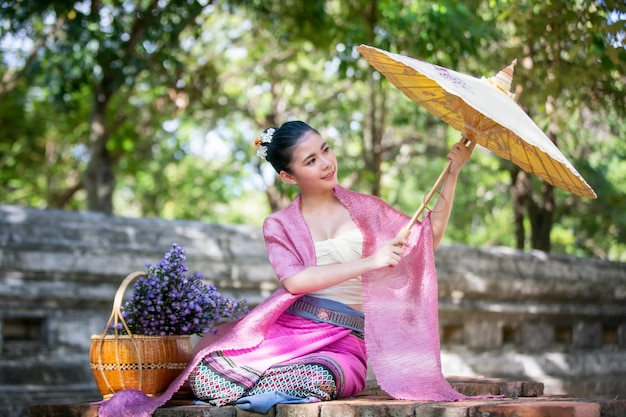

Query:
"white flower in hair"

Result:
[[254, 127, 275, 160], [260, 128, 275, 144], [256, 145, 268, 159]]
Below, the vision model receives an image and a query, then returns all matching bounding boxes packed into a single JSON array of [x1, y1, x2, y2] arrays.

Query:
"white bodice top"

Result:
[[308, 228, 363, 305]]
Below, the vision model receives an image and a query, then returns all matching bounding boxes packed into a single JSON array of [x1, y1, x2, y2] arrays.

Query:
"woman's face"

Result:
[[280, 130, 338, 192]]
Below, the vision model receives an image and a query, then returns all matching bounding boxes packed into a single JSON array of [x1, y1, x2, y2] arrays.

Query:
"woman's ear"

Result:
[[279, 170, 297, 185]]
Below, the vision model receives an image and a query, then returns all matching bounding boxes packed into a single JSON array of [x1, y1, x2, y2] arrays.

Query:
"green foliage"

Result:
[[552, 107, 626, 260], [1, 0, 624, 260]]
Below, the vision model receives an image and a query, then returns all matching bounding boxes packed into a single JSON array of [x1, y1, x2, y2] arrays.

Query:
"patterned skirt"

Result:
[[187, 297, 367, 407]]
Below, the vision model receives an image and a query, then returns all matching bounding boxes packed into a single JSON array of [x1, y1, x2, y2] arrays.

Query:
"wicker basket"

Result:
[[90, 272, 193, 399]]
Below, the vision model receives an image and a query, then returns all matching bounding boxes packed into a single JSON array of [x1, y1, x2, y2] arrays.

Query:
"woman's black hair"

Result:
[[264, 121, 319, 174]]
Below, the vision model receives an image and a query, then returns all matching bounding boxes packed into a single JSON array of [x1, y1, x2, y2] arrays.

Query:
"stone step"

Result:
[[29, 378, 626, 417], [28, 396, 626, 417]]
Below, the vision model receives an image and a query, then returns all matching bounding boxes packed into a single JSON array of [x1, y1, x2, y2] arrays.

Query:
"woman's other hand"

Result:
[[447, 138, 475, 176]]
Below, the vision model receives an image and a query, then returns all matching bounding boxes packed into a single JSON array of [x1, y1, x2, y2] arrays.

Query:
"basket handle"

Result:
[[95, 271, 146, 396], [100, 271, 145, 339]]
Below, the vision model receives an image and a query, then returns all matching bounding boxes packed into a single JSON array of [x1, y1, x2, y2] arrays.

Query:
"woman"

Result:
[[188, 120, 474, 406], [98, 120, 478, 417]]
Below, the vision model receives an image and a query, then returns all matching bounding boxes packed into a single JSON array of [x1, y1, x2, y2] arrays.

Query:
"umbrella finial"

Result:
[[483, 59, 517, 99]]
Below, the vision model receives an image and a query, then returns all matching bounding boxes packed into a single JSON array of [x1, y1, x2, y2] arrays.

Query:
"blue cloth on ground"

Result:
[[236, 392, 318, 414], [193, 392, 318, 414]]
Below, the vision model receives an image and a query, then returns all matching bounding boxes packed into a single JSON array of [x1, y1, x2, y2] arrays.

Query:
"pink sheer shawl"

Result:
[[98, 186, 479, 417]]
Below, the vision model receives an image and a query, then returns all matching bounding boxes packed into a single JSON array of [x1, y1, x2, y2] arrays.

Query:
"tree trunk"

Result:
[[368, 80, 385, 198], [528, 182, 554, 252], [527, 117, 559, 252], [85, 87, 114, 214], [511, 168, 528, 249], [510, 166, 554, 252], [510, 88, 558, 253], [362, 0, 383, 197]]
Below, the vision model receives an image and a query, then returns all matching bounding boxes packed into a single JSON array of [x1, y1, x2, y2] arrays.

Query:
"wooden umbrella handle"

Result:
[[397, 136, 471, 240], [396, 160, 452, 240]]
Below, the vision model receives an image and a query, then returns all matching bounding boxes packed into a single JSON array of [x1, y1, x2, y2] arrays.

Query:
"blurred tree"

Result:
[[1, 0, 624, 260], [493, 0, 625, 252], [1, 0, 211, 213]]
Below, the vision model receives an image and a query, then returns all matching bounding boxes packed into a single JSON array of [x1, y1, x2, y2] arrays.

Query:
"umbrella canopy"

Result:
[[356, 44, 597, 204]]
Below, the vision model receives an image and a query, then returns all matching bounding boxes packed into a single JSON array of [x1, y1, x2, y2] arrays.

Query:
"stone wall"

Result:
[[1, 204, 625, 417]]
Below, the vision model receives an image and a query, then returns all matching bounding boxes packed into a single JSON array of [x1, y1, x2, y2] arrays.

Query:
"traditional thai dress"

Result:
[[97, 185, 492, 417], [186, 227, 368, 409]]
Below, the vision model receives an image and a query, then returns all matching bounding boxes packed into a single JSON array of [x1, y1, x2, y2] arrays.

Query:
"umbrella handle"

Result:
[[397, 136, 470, 240], [397, 160, 452, 240]]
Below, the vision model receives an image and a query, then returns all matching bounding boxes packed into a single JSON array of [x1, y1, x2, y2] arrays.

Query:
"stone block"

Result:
[[447, 376, 544, 398], [465, 320, 501, 350], [619, 324, 626, 348], [276, 401, 320, 417], [600, 399, 626, 417], [477, 399, 601, 417], [318, 398, 418, 417], [521, 322, 553, 351], [414, 401, 477, 417], [156, 405, 239, 417], [29, 403, 98, 417], [573, 322, 603, 349]]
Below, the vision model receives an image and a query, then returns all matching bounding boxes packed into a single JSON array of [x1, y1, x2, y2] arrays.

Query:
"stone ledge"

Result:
[[32, 378, 626, 417], [29, 396, 626, 417]]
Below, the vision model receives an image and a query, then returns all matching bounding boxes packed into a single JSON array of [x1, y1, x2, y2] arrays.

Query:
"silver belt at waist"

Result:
[[287, 296, 364, 333]]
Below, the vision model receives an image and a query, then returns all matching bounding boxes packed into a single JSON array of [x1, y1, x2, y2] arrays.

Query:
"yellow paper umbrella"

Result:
[[356, 44, 597, 232]]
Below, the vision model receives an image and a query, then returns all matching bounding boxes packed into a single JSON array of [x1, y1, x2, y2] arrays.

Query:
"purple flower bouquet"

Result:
[[120, 243, 248, 336]]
